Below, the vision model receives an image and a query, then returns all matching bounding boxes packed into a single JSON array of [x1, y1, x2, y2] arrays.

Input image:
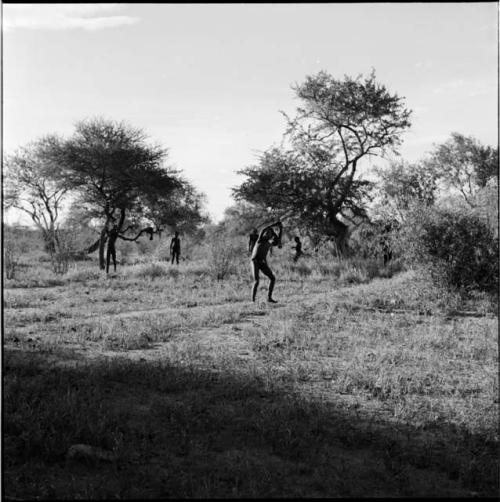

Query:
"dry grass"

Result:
[[3, 251, 498, 498]]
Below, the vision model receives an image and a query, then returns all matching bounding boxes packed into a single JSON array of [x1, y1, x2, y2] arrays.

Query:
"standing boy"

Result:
[[170, 231, 181, 265]]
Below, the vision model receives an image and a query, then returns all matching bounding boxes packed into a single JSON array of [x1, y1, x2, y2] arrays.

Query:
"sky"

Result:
[[3, 3, 498, 224]]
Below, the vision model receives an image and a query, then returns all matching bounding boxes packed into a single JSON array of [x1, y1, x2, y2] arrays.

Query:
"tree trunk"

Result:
[[324, 217, 350, 257], [43, 231, 56, 254], [42, 227, 60, 255], [98, 227, 107, 270]]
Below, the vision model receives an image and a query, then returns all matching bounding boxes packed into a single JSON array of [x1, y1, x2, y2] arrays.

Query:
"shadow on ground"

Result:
[[3, 347, 498, 498]]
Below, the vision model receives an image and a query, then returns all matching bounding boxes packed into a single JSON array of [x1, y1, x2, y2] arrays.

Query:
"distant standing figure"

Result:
[[248, 228, 259, 254], [170, 231, 181, 265], [292, 236, 303, 262], [380, 222, 394, 266], [106, 225, 120, 274], [251, 221, 282, 303]]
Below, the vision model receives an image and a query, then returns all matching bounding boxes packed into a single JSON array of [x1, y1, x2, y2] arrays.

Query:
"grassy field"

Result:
[[3, 248, 499, 498]]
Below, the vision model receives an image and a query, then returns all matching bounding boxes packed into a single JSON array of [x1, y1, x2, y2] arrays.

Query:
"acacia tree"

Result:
[[235, 148, 374, 252], [233, 70, 412, 253], [50, 118, 205, 269], [4, 136, 70, 254]]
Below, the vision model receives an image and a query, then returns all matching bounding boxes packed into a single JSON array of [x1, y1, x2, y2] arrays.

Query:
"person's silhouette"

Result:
[[250, 221, 282, 303], [292, 236, 303, 262], [170, 231, 181, 265], [106, 225, 119, 274]]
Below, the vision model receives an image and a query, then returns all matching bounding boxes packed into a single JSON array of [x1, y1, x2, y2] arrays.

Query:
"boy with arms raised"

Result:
[[251, 221, 282, 303]]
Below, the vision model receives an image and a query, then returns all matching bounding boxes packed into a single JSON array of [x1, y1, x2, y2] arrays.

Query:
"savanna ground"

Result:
[[3, 236, 499, 499]]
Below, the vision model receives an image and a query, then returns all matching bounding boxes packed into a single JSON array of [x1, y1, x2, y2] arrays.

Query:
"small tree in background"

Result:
[[373, 159, 439, 222], [426, 132, 498, 208], [424, 133, 499, 237], [4, 136, 70, 255]]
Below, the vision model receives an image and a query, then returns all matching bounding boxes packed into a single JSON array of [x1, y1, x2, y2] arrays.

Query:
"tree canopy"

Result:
[[426, 132, 498, 207], [373, 159, 439, 221]]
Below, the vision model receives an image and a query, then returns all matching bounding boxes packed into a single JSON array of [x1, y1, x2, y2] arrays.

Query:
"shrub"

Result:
[[48, 228, 82, 275], [402, 206, 499, 294], [207, 232, 241, 281]]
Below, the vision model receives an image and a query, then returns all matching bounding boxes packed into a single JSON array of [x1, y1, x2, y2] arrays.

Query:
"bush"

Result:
[[402, 207, 499, 294], [207, 232, 241, 281]]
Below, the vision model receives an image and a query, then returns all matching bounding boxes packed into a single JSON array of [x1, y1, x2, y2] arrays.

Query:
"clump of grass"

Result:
[[376, 260, 405, 278], [339, 266, 369, 285], [5, 264, 66, 288], [65, 315, 181, 351], [130, 262, 174, 280], [311, 260, 343, 278], [65, 266, 102, 282], [183, 261, 209, 278], [3, 294, 35, 309], [290, 261, 312, 277]]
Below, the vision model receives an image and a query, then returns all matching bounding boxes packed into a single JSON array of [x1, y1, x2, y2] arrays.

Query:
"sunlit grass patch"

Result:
[[334, 270, 464, 314], [65, 266, 103, 282], [57, 314, 182, 351], [129, 262, 173, 280]]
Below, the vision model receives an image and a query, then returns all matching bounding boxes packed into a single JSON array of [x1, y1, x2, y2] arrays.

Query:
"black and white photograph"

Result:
[[2, 2, 499, 498]]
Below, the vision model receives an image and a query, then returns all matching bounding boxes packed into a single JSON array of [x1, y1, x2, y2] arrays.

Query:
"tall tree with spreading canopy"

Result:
[[50, 118, 205, 269], [233, 70, 412, 253], [4, 136, 70, 254]]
